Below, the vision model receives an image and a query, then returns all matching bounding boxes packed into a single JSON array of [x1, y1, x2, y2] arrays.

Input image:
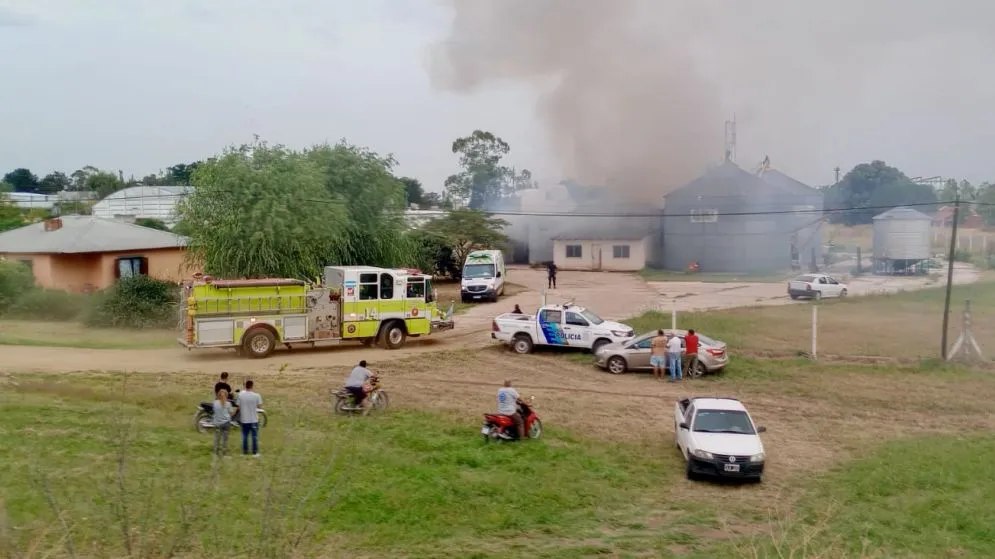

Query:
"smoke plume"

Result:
[[430, 0, 995, 200]]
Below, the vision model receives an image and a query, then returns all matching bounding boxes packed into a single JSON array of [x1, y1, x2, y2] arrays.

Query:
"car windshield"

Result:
[[463, 264, 495, 279], [579, 309, 604, 325], [795, 275, 818, 282], [692, 410, 756, 434]]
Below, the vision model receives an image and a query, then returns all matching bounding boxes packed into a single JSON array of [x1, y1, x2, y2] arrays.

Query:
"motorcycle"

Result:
[[194, 389, 268, 433], [481, 396, 543, 442], [333, 374, 389, 415]]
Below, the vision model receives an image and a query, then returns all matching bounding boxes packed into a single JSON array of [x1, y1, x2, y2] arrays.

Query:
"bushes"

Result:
[[0, 259, 35, 314], [0, 264, 178, 329], [5, 289, 86, 321], [82, 276, 180, 329]]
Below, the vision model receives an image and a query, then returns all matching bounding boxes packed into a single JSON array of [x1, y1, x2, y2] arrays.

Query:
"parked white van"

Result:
[[461, 250, 506, 303]]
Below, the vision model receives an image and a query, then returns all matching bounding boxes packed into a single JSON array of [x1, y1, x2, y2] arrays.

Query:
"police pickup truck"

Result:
[[491, 303, 635, 354]]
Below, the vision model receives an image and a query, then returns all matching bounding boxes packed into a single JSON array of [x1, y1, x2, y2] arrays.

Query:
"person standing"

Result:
[[546, 262, 557, 289], [236, 380, 263, 457], [666, 333, 683, 381], [683, 329, 700, 378], [650, 329, 668, 380], [212, 389, 234, 457]]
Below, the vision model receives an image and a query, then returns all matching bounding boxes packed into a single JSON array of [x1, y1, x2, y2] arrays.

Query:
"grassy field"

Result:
[[3, 348, 995, 558], [640, 268, 791, 283], [0, 320, 177, 350], [623, 280, 995, 361]]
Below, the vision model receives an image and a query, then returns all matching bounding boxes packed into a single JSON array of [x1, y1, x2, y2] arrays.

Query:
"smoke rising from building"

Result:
[[429, 0, 995, 200]]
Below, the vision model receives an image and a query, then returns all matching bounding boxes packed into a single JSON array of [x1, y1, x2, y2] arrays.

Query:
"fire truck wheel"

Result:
[[383, 322, 407, 350], [243, 328, 276, 359]]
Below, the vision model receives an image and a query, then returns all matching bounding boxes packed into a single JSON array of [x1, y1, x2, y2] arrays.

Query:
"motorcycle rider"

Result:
[[497, 379, 526, 439], [214, 372, 232, 398], [344, 360, 374, 413]]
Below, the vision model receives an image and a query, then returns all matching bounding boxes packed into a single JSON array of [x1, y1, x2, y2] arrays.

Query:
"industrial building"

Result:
[[91, 186, 193, 226], [657, 161, 824, 273], [871, 206, 932, 275]]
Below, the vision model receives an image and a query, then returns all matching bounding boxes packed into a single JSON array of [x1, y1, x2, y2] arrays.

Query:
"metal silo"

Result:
[[871, 206, 932, 275]]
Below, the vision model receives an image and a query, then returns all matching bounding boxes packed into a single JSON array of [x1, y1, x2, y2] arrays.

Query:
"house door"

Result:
[[592, 244, 602, 271]]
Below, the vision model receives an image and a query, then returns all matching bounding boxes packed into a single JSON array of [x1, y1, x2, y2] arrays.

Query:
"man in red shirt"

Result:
[[683, 329, 700, 378]]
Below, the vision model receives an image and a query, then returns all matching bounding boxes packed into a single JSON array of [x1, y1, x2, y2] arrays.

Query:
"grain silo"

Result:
[[871, 206, 932, 275]]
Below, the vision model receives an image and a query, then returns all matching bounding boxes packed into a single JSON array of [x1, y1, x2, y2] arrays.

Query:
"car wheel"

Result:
[[689, 360, 706, 378], [789, 294, 798, 300], [839, 288, 847, 298], [243, 328, 275, 359], [606, 356, 627, 374], [591, 338, 611, 354], [813, 291, 822, 301], [512, 334, 533, 354], [685, 460, 697, 481]]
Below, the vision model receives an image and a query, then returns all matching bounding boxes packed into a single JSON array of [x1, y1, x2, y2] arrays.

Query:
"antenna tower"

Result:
[[723, 115, 737, 162]]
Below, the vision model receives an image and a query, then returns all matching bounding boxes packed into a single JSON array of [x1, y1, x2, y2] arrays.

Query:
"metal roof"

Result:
[[872, 206, 932, 221], [758, 169, 820, 196], [551, 229, 650, 241], [0, 215, 189, 254]]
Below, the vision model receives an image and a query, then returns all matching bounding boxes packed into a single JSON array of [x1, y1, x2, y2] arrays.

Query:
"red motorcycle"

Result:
[[481, 396, 543, 442]]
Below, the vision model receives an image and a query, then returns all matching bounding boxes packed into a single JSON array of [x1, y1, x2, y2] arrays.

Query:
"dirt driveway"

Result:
[[0, 265, 980, 374], [648, 263, 980, 312]]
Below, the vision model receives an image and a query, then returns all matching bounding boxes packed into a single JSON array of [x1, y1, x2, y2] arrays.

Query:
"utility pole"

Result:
[[941, 196, 960, 360], [833, 166, 841, 184]]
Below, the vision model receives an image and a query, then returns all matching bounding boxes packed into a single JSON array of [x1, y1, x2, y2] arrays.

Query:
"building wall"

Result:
[[553, 237, 648, 271], [660, 190, 824, 273], [3, 247, 196, 292]]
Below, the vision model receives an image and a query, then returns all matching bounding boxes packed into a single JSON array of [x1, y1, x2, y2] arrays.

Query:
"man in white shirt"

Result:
[[666, 333, 683, 381], [236, 380, 263, 456], [345, 360, 374, 413], [497, 379, 525, 439]]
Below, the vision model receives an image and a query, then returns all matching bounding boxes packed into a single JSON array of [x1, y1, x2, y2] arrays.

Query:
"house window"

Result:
[[690, 209, 719, 223], [612, 245, 630, 258], [115, 256, 148, 279], [565, 245, 583, 258], [359, 272, 378, 300]]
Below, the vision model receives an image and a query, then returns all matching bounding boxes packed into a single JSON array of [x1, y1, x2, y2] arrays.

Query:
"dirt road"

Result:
[[0, 265, 980, 374]]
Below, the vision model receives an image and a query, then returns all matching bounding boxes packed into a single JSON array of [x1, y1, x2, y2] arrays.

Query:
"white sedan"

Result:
[[787, 273, 847, 300]]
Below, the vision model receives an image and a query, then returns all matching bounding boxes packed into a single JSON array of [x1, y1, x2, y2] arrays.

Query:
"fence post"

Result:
[[811, 305, 818, 360], [671, 300, 677, 330]]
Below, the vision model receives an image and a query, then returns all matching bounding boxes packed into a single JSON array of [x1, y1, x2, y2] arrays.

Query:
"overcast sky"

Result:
[[2, 0, 994, 192]]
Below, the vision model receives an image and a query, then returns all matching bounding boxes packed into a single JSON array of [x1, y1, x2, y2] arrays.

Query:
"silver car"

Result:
[[594, 329, 729, 377]]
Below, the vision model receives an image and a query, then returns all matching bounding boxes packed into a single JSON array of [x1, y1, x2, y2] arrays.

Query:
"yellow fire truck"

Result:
[[178, 266, 455, 358]]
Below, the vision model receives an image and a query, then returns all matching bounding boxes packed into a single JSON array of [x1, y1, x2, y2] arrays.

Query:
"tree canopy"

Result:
[[399, 177, 424, 207], [3, 168, 39, 193], [422, 209, 508, 278], [826, 160, 938, 225], [444, 130, 534, 209]]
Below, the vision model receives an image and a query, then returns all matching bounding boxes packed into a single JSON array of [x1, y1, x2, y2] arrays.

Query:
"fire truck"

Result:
[[178, 266, 455, 358]]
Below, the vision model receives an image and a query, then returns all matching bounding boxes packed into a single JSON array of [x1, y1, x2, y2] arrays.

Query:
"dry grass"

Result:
[[0, 320, 177, 350]]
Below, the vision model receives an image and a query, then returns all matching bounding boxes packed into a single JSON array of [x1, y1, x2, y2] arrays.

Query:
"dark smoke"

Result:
[[430, 0, 995, 200]]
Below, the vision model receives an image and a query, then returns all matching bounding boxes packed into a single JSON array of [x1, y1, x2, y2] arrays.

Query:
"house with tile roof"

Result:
[[0, 215, 196, 292]]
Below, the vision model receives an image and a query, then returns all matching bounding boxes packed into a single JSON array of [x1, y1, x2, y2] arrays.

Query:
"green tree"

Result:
[[423, 209, 508, 278], [0, 181, 12, 193], [134, 217, 170, 231], [978, 182, 995, 226], [37, 172, 71, 195], [400, 177, 424, 207], [85, 171, 125, 199], [445, 130, 533, 209], [304, 142, 414, 267], [177, 142, 349, 279], [3, 168, 39, 193], [406, 229, 457, 277], [422, 191, 452, 209], [826, 160, 936, 225], [166, 162, 200, 185]]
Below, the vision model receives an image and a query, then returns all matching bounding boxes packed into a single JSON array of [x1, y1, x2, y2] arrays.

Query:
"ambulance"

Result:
[[460, 249, 506, 303], [178, 266, 456, 358]]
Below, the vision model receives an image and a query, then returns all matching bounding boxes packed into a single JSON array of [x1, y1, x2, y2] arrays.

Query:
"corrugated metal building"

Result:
[[658, 161, 824, 273], [91, 186, 193, 225]]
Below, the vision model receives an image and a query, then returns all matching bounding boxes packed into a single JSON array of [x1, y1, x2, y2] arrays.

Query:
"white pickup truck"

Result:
[[674, 397, 767, 482], [491, 303, 635, 354]]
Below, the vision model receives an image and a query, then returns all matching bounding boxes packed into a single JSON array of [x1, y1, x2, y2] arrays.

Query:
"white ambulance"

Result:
[[460, 249, 506, 303]]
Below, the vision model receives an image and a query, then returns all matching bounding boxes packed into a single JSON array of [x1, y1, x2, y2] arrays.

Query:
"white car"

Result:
[[787, 273, 847, 300], [674, 397, 766, 482], [491, 303, 634, 354]]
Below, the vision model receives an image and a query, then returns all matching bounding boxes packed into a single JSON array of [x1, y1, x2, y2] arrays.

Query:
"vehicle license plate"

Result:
[[723, 464, 740, 473], [481, 426, 490, 435]]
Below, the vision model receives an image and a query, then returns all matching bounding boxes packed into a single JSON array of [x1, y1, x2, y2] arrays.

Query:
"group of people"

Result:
[[210, 372, 263, 457], [649, 328, 700, 381]]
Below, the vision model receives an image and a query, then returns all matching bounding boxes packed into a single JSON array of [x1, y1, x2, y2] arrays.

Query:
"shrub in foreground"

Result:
[[5, 288, 86, 321], [81, 275, 179, 329], [0, 259, 35, 314]]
